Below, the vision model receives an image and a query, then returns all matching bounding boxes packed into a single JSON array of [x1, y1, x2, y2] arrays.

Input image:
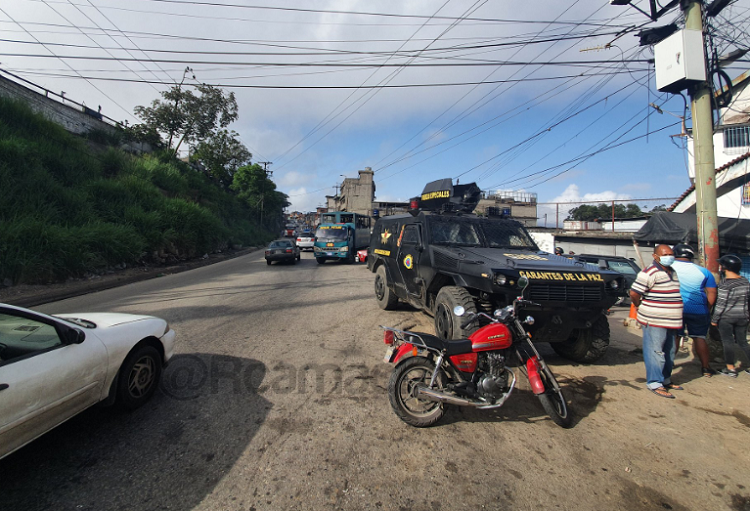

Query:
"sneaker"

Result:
[[720, 368, 738, 378]]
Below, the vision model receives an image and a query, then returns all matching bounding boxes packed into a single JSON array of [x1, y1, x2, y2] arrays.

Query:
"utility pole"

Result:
[[685, 1, 719, 273], [258, 161, 272, 229]]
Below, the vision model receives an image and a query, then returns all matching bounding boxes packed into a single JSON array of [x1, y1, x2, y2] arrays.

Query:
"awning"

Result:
[[633, 212, 750, 253]]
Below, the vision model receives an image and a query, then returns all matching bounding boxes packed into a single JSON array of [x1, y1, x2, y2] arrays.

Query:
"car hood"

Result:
[[446, 248, 621, 279], [54, 312, 156, 329]]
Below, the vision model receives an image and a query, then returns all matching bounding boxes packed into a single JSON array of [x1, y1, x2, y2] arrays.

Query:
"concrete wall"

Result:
[[0, 74, 119, 137], [337, 168, 375, 215]]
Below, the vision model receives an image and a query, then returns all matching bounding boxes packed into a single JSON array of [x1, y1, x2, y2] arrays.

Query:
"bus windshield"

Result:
[[315, 226, 348, 241]]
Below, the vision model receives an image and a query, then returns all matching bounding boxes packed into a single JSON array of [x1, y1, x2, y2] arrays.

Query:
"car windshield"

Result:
[[315, 226, 348, 241], [427, 216, 537, 249], [607, 260, 639, 275], [270, 241, 292, 248]]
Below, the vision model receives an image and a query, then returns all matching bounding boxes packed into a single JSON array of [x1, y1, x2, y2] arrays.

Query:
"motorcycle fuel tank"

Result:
[[468, 323, 512, 351]]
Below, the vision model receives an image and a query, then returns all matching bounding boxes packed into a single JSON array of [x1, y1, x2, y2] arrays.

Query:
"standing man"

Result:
[[711, 254, 750, 377], [671, 244, 718, 377], [630, 244, 684, 399]]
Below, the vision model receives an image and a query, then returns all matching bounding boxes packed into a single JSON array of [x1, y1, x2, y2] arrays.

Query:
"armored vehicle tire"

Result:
[[434, 286, 478, 341], [551, 315, 610, 363], [375, 264, 399, 310]]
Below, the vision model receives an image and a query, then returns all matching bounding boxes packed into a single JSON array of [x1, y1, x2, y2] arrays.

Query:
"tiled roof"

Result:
[[667, 151, 750, 211]]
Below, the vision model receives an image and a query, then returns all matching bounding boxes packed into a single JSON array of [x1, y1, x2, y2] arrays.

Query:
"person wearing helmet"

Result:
[[711, 254, 750, 377], [671, 243, 717, 377], [630, 244, 684, 398], [554, 247, 564, 256]]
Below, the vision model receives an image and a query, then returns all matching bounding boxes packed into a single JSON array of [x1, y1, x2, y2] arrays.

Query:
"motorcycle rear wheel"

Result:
[[388, 357, 446, 427], [536, 369, 573, 428]]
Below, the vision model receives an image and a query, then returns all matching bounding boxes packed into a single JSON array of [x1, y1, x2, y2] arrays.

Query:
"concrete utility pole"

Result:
[[685, 0, 719, 273], [258, 162, 272, 229]]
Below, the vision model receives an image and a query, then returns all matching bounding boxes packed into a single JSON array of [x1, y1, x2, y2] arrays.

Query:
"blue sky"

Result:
[[2, 0, 748, 219]]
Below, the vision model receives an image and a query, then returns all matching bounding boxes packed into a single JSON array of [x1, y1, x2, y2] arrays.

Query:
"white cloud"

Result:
[[287, 187, 323, 213], [536, 184, 632, 228]]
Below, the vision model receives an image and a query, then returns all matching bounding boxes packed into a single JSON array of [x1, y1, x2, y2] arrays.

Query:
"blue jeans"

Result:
[[642, 325, 677, 390]]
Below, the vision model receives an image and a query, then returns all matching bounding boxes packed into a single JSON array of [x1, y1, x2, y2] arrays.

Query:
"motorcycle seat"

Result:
[[407, 333, 473, 356]]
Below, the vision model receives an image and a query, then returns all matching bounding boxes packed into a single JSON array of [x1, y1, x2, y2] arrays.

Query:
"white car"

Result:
[[296, 233, 315, 251], [0, 303, 176, 460]]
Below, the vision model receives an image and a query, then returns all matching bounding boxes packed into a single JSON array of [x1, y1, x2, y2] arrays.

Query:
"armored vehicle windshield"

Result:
[[427, 216, 538, 250]]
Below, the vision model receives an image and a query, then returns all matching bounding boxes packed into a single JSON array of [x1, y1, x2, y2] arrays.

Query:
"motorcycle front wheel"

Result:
[[388, 357, 445, 428], [536, 368, 573, 428]]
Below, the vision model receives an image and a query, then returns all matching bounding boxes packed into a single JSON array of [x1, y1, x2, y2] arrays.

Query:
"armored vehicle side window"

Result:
[[401, 225, 420, 245]]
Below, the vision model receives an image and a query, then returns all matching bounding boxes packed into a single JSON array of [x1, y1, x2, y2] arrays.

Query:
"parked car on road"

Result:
[[0, 303, 176, 460], [574, 254, 641, 305], [265, 239, 301, 265]]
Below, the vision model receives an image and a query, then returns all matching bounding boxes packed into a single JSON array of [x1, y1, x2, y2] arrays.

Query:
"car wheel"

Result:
[[117, 345, 162, 410], [316, 258, 325, 264], [434, 286, 478, 341], [375, 264, 398, 310], [266, 260, 271, 265], [292, 257, 297, 265], [551, 314, 610, 363], [297, 253, 301, 261]]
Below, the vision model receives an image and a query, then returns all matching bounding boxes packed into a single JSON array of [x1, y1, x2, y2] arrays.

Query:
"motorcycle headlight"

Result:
[[494, 273, 507, 285]]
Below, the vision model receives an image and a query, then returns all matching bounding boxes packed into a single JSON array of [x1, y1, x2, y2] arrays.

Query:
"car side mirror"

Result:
[[64, 327, 85, 344]]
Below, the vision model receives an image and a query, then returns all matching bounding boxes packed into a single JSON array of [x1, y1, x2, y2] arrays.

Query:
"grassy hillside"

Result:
[[0, 97, 271, 285]]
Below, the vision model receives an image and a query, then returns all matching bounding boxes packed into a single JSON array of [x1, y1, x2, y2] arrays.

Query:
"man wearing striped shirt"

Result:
[[629, 244, 684, 399]]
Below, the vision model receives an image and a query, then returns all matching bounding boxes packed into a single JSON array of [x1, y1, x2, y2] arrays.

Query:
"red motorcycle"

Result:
[[382, 279, 572, 428]]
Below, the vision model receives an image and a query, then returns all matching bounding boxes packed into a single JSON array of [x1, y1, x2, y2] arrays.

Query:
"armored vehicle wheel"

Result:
[[375, 265, 398, 310], [552, 315, 610, 363], [434, 286, 478, 341]]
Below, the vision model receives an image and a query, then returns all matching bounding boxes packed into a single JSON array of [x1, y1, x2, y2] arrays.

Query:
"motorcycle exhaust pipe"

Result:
[[416, 369, 517, 409], [417, 386, 476, 406]]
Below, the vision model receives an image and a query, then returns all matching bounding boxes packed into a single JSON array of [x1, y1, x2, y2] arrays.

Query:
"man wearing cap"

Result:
[[671, 244, 717, 377], [554, 247, 564, 256], [630, 244, 684, 398]]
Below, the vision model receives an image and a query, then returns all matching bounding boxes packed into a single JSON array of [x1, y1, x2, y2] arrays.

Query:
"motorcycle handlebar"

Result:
[[460, 315, 476, 329]]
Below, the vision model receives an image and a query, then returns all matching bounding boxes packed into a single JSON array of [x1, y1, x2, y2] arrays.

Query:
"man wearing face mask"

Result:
[[630, 244, 685, 399]]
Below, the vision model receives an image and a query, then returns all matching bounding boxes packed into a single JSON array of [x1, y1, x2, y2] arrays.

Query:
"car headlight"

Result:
[[494, 273, 507, 285], [341, 246, 348, 252]]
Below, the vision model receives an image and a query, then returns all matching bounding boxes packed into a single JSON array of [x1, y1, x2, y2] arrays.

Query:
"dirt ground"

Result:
[[2, 254, 749, 511]]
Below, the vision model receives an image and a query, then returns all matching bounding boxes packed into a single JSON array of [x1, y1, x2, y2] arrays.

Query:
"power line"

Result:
[[2, 68, 647, 88], [0, 6, 135, 121]]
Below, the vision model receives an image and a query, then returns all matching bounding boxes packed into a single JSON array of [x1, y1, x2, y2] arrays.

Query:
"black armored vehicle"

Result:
[[366, 179, 626, 363]]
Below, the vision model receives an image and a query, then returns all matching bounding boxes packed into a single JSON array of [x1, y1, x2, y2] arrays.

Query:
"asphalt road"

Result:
[[1, 250, 748, 511]]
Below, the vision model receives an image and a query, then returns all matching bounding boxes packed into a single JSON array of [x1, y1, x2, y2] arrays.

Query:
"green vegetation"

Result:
[[566, 203, 667, 222], [0, 97, 279, 285]]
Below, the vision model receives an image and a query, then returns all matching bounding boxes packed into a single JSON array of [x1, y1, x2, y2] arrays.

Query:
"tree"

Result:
[[231, 164, 290, 229], [133, 83, 238, 157], [192, 129, 251, 187], [650, 204, 668, 213], [567, 203, 644, 221]]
